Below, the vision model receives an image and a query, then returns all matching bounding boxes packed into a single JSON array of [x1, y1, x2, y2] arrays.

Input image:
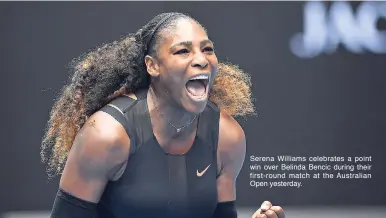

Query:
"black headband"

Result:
[[135, 13, 181, 54]]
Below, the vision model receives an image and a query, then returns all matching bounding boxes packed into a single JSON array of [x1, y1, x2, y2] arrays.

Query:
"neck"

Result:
[[147, 86, 197, 137]]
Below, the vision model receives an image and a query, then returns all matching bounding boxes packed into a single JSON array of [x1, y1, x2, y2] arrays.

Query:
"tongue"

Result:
[[186, 80, 206, 96]]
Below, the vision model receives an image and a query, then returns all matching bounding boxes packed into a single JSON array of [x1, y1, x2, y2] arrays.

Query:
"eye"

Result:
[[203, 47, 214, 53], [174, 49, 189, 55]]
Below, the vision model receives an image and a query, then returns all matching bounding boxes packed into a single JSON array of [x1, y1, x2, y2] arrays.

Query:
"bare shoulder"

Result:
[[217, 111, 246, 174], [73, 110, 131, 172], [60, 110, 130, 202], [218, 111, 246, 152], [215, 112, 246, 201]]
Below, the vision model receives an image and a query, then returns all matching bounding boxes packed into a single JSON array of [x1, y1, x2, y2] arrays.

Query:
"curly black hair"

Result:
[[41, 12, 255, 178]]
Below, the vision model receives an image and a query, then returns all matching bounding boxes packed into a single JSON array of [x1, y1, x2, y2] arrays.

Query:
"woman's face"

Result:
[[149, 18, 218, 114]]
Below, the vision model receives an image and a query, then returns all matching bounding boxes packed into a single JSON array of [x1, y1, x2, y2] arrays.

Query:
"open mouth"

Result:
[[185, 74, 210, 100]]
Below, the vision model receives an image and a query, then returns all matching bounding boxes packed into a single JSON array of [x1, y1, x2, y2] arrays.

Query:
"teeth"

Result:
[[190, 75, 209, 81]]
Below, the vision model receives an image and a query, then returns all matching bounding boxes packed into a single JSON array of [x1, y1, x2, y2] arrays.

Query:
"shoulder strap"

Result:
[[203, 101, 222, 178], [100, 96, 135, 133], [198, 101, 220, 150], [134, 88, 148, 100], [100, 96, 137, 153]]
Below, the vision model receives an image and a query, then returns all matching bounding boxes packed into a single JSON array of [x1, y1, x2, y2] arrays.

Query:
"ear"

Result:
[[145, 55, 160, 77]]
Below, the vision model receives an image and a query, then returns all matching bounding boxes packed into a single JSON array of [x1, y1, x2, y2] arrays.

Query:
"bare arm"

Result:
[[215, 112, 285, 218], [216, 111, 246, 203], [59, 110, 131, 203]]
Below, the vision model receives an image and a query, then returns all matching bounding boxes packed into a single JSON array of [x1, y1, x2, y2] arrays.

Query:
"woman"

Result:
[[41, 12, 285, 218]]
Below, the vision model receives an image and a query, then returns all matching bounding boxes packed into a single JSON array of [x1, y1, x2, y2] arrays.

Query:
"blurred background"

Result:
[[1, 1, 385, 217]]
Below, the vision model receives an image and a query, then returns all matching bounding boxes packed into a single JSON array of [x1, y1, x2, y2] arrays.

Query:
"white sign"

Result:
[[290, 1, 386, 58]]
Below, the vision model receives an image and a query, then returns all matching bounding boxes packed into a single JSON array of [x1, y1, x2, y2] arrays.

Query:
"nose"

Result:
[[191, 53, 209, 69]]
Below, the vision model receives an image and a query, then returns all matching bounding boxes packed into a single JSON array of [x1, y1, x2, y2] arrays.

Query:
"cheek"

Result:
[[160, 66, 187, 91], [164, 61, 188, 83], [209, 57, 218, 79], [209, 55, 218, 70]]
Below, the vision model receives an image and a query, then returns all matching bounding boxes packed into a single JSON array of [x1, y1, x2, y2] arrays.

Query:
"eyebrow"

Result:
[[170, 39, 214, 50]]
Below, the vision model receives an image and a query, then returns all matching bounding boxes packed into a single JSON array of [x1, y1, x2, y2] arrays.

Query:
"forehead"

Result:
[[162, 19, 208, 45]]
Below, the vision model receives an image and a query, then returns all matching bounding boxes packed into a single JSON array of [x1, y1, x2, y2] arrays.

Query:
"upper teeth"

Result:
[[190, 75, 209, 80]]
